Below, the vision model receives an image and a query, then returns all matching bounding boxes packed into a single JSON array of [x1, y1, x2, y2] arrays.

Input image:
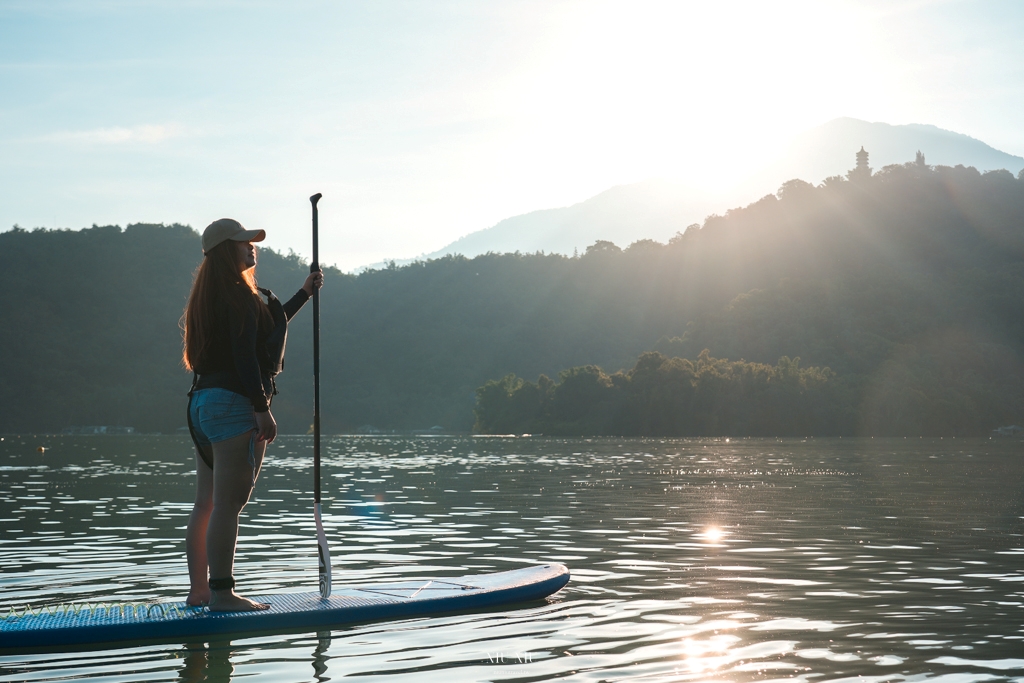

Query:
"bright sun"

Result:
[[512, 1, 875, 190]]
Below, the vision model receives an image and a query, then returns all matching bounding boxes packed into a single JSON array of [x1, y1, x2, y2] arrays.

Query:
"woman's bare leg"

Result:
[[185, 447, 214, 606], [207, 430, 269, 612]]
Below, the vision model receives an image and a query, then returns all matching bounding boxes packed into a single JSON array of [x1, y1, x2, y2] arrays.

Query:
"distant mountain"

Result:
[[359, 179, 723, 270], [422, 179, 719, 259], [362, 118, 1024, 269]]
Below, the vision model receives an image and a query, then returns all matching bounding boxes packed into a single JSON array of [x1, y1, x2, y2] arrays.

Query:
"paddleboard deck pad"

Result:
[[1, 564, 569, 652]]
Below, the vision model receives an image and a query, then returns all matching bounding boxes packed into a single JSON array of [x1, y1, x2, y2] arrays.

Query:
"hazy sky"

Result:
[[2, 0, 1023, 269]]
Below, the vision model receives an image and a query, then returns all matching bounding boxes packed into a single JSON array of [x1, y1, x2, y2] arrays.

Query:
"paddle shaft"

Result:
[[310, 192, 331, 598], [311, 193, 322, 502]]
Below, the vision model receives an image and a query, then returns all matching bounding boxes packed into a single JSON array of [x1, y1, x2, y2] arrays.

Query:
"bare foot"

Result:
[[185, 590, 210, 607], [208, 589, 270, 612]]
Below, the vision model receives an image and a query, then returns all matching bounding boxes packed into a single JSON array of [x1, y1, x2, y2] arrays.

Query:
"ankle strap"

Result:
[[209, 576, 235, 591]]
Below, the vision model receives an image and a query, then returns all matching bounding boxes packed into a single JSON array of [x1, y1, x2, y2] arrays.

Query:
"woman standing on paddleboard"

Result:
[[181, 219, 323, 611]]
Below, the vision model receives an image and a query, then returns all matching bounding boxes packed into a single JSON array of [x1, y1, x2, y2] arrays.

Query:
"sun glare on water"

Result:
[[679, 635, 737, 673], [701, 526, 724, 543]]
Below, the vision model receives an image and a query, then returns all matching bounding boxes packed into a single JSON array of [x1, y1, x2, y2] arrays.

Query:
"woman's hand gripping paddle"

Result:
[[311, 192, 332, 599]]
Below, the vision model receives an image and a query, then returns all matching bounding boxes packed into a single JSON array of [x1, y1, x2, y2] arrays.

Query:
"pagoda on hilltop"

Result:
[[848, 146, 872, 182]]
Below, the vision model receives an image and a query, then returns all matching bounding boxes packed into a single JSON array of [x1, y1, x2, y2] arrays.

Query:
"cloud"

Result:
[[42, 124, 181, 145]]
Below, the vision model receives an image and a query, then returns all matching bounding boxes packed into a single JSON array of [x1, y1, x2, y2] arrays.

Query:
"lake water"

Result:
[[1, 435, 1023, 682]]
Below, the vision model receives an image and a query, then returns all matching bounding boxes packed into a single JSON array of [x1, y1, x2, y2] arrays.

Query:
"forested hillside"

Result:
[[475, 161, 1024, 435], [3, 158, 1024, 435]]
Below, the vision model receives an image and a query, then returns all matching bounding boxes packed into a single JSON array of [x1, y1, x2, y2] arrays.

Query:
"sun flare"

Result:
[[513, 1, 875, 189]]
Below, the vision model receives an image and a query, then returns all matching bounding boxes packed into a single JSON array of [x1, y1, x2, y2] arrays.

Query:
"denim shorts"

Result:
[[188, 388, 257, 448]]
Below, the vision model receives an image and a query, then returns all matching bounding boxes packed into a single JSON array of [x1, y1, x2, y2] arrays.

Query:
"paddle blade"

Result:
[[315, 502, 332, 598]]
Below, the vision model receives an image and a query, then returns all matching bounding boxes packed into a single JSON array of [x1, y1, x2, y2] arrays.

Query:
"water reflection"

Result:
[[312, 632, 331, 682], [177, 642, 234, 683], [1, 436, 1023, 681]]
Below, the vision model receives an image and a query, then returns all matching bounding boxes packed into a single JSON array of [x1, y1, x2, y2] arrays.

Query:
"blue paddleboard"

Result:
[[1, 564, 569, 652]]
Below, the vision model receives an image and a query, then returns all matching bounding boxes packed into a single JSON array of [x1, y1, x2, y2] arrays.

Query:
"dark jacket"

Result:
[[193, 285, 309, 411]]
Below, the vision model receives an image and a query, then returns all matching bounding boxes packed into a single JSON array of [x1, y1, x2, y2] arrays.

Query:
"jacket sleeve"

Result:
[[227, 298, 270, 412], [282, 289, 311, 321]]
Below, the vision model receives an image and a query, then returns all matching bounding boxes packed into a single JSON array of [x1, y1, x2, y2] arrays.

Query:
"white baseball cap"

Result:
[[202, 218, 266, 254]]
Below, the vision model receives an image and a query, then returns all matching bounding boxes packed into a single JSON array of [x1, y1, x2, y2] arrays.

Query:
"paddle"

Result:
[[310, 192, 332, 599]]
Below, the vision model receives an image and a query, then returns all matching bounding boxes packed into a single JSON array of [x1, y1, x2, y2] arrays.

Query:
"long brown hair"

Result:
[[181, 240, 266, 371]]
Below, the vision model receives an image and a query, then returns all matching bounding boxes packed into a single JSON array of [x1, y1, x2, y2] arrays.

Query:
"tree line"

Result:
[[475, 351, 844, 436], [2, 156, 1024, 435]]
